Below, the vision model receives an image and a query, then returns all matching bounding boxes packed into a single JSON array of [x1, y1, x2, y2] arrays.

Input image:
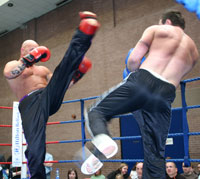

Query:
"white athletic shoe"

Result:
[[81, 134, 118, 175], [81, 153, 103, 175], [84, 108, 118, 158], [92, 134, 118, 159]]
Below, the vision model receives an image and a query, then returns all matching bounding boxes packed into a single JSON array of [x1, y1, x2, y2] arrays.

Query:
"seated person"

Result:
[[181, 162, 198, 179], [166, 162, 186, 179], [6, 155, 21, 179], [44, 152, 53, 179], [197, 163, 200, 175], [107, 163, 130, 179], [91, 169, 105, 179], [67, 168, 78, 179], [0, 154, 6, 179], [130, 162, 143, 179]]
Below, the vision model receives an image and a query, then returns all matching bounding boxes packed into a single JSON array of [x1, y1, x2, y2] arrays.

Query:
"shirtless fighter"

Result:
[[4, 11, 100, 179], [81, 10, 199, 179]]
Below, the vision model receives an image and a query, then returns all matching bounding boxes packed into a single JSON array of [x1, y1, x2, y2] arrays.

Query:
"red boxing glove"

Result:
[[21, 46, 51, 67], [72, 57, 92, 84], [79, 56, 92, 73], [79, 11, 100, 35], [79, 11, 97, 19]]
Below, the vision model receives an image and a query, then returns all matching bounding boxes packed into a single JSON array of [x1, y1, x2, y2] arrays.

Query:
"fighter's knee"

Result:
[[28, 150, 38, 159], [28, 149, 44, 163], [87, 109, 98, 120]]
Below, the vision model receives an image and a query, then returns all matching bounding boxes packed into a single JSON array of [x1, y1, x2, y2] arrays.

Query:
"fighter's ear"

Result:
[[20, 48, 24, 57], [175, 168, 178, 173], [165, 19, 172, 25]]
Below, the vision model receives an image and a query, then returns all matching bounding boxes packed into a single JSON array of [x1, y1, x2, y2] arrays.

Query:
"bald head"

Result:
[[21, 40, 39, 57]]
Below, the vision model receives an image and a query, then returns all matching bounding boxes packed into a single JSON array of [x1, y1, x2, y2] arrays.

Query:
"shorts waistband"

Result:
[[143, 69, 171, 84], [19, 89, 40, 103]]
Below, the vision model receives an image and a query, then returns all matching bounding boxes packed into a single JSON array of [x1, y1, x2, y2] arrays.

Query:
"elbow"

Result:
[[3, 68, 18, 80], [3, 69, 11, 79]]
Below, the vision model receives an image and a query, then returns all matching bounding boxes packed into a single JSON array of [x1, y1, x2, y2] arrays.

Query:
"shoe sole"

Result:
[[81, 153, 103, 175], [92, 134, 118, 159]]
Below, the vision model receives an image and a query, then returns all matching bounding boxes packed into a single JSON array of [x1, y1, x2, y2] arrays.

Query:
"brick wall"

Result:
[[0, 0, 200, 178]]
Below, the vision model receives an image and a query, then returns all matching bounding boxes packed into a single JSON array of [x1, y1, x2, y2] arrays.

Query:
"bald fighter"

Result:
[[4, 11, 99, 179], [81, 10, 199, 178]]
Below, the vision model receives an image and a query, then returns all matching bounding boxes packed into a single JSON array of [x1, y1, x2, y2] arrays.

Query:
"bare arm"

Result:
[[46, 71, 53, 83], [3, 60, 26, 79], [44, 153, 53, 167], [12, 170, 21, 177], [44, 162, 53, 167], [127, 26, 155, 72], [192, 43, 199, 66]]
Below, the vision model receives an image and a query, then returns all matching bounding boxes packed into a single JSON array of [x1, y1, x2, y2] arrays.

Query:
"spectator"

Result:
[[6, 155, 21, 179], [181, 162, 198, 179], [198, 166, 200, 179], [135, 162, 143, 179], [107, 163, 130, 179], [130, 162, 143, 179], [166, 162, 186, 179], [67, 168, 78, 179], [197, 163, 200, 175], [130, 164, 137, 179], [44, 152, 53, 179], [115, 174, 123, 179], [91, 169, 105, 179], [0, 154, 6, 179]]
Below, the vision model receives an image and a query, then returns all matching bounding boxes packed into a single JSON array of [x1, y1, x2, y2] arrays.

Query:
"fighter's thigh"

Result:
[[93, 80, 144, 116]]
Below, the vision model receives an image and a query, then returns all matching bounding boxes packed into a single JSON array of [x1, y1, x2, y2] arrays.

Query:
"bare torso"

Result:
[[129, 25, 199, 88], [5, 64, 52, 100]]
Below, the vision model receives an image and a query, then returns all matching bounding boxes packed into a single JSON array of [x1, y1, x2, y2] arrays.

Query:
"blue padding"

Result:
[[176, 0, 184, 4], [141, 56, 146, 64], [125, 48, 134, 65], [123, 48, 133, 79], [175, 0, 200, 19], [120, 109, 186, 173], [183, 0, 198, 12], [197, 1, 200, 19], [123, 68, 129, 79]]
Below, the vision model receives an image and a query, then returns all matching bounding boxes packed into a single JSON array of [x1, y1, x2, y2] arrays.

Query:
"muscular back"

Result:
[[129, 25, 199, 87]]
